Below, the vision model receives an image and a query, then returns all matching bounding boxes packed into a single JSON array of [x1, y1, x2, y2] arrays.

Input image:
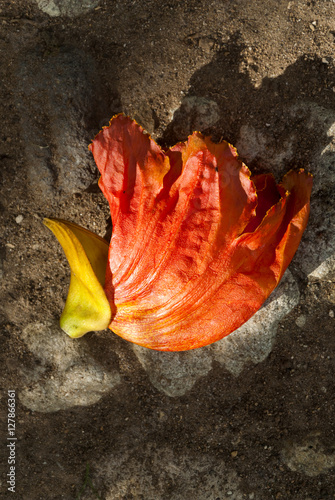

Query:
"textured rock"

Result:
[[19, 322, 121, 412], [295, 314, 307, 328], [15, 48, 100, 202], [35, 0, 100, 17], [236, 124, 268, 162], [132, 344, 213, 397], [237, 124, 295, 169], [97, 447, 242, 500], [282, 435, 335, 476], [292, 104, 335, 279], [170, 96, 220, 140]]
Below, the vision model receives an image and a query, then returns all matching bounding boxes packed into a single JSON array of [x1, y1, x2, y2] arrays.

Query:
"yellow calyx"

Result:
[[43, 218, 111, 338]]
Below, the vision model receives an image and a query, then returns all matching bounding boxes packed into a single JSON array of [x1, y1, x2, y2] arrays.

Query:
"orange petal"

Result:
[[90, 115, 313, 351], [276, 169, 313, 280]]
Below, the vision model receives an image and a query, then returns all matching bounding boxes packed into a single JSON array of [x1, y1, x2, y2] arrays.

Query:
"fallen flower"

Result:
[[44, 114, 313, 351]]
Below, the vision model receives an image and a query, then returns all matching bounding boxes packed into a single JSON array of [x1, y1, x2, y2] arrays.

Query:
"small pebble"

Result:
[[295, 315, 306, 328], [231, 450, 238, 458], [15, 215, 23, 224], [329, 310, 334, 318]]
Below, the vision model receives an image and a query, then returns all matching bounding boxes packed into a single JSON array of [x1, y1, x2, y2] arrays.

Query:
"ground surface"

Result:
[[1, 0, 335, 499]]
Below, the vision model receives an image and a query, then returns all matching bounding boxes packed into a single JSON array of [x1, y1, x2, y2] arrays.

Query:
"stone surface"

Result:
[[35, 0, 100, 17], [98, 448, 242, 500], [237, 124, 294, 169], [15, 48, 100, 202], [295, 314, 307, 328], [170, 96, 220, 141], [132, 344, 213, 397], [292, 104, 335, 279], [19, 322, 121, 412], [282, 435, 335, 477]]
